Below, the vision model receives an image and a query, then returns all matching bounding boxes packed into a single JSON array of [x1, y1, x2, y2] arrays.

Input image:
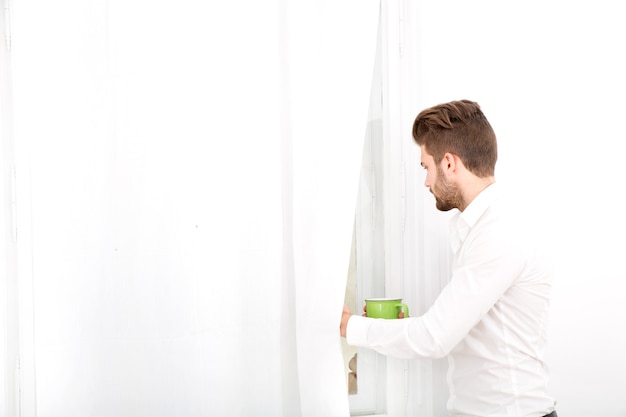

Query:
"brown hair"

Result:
[[412, 100, 497, 177]]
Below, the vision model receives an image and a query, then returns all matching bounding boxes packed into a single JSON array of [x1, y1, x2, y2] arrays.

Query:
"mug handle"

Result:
[[395, 303, 409, 318]]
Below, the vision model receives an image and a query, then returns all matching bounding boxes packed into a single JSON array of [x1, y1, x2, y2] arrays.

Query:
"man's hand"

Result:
[[340, 304, 352, 338]]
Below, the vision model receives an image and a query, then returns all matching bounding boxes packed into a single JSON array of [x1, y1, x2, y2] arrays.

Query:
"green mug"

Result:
[[365, 298, 409, 319]]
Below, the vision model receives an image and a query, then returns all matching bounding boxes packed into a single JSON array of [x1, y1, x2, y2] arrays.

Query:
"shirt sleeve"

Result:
[[346, 218, 525, 359], [346, 313, 449, 358]]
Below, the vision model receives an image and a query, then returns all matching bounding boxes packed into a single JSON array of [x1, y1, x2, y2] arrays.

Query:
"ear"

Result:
[[441, 152, 458, 172]]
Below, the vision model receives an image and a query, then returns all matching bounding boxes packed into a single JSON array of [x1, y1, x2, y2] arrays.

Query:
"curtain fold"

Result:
[[5, 0, 379, 416], [284, 1, 379, 415], [0, 0, 19, 412]]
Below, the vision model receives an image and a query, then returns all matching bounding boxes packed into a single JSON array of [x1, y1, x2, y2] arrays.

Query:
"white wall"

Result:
[[417, 1, 626, 415]]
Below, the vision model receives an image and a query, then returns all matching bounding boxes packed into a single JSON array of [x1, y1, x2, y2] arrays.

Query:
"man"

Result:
[[340, 100, 557, 417]]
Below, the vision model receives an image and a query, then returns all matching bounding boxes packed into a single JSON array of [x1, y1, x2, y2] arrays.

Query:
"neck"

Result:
[[458, 177, 495, 211]]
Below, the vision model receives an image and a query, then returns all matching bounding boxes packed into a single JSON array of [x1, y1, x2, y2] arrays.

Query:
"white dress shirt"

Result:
[[346, 184, 557, 417]]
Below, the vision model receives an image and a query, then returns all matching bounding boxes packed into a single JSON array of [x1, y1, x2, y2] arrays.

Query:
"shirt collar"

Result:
[[449, 183, 498, 253]]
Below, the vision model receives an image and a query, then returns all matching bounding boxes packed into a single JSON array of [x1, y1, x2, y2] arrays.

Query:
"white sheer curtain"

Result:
[[1, 0, 19, 412], [3, 0, 378, 416]]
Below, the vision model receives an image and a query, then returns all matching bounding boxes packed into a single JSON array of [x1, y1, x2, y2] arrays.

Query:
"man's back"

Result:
[[444, 186, 555, 416]]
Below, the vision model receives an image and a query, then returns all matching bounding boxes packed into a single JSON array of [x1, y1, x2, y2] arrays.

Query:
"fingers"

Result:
[[340, 305, 352, 338]]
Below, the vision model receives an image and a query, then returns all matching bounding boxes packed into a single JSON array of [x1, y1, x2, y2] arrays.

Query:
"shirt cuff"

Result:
[[345, 315, 372, 347]]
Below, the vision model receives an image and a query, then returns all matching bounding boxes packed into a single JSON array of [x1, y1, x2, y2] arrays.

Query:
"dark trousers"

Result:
[[544, 411, 558, 417]]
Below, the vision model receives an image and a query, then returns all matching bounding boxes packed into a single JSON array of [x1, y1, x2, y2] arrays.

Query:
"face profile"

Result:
[[420, 146, 463, 212]]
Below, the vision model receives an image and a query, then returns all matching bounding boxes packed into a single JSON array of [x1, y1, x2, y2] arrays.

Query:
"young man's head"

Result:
[[412, 100, 497, 211]]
